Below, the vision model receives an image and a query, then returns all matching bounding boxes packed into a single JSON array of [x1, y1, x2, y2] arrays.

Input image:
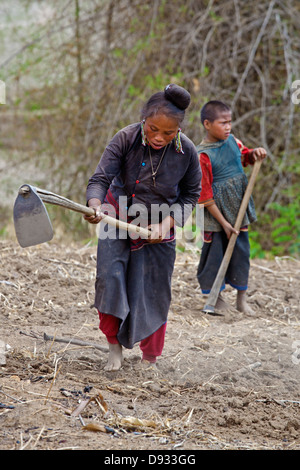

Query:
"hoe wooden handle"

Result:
[[19, 186, 151, 238]]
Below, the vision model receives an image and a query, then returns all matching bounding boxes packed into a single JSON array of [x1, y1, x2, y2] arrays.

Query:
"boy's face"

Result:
[[204, 111, 232, 142]]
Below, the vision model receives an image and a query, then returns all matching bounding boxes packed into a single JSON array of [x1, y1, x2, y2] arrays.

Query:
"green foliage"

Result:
[[269, 199, 300, 256], [249, 229, 266, 259], [144, 72, 168, 91], [248, 194, 300, 258]]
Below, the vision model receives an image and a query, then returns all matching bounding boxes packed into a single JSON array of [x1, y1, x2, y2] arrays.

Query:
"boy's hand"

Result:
[[223, 221, 239, 240], [251, 147, 267, 162]]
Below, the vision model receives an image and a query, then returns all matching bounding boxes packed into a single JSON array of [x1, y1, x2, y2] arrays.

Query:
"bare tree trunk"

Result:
[[75, 0, 83, 110]]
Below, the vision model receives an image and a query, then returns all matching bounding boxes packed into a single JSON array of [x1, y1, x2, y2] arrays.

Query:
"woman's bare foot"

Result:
[[104, 342, 123, 371], [141, 359, 157, 368], [215, 292, 230, 311], [237, 290, 255, 315]]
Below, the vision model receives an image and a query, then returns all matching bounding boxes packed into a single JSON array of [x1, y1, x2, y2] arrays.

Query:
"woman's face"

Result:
[[144, 114, 179, 150]]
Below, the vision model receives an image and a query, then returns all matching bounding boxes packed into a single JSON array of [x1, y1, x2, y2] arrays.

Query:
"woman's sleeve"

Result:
[[198, 153, 214, 206], [86, 129, 129, 204], [171, 145, 202, 227]]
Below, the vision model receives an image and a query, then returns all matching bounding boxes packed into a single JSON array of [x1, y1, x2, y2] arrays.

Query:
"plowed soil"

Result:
[[0, 239, 299, 450]]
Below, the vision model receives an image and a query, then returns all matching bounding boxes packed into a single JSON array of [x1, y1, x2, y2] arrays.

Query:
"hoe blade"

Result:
[[13, 184, 53, 248]]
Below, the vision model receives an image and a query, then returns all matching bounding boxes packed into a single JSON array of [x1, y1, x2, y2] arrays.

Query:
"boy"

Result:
[[197, 100, 267, 314]]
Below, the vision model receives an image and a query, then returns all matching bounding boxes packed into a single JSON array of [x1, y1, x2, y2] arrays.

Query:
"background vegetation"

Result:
[[0, 0, 299, 257]]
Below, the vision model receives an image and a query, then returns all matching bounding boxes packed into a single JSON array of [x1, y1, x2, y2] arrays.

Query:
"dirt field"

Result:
[[0, 238, 299, 451]]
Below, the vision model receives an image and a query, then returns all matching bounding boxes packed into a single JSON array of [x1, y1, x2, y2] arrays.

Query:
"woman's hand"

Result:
[[147, 216, 174, 243], [84, 198, 102, 224]]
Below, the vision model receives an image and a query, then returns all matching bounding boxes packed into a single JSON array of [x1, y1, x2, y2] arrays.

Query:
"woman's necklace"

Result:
[[148, 145, 168, 187]]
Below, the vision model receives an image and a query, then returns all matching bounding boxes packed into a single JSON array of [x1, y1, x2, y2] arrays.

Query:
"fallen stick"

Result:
[[234, 361, 262, 375], [43, 333, 108, 353]]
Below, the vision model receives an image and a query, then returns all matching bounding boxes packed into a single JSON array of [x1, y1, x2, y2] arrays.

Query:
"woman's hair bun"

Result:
[[164, 84, 191, 110]]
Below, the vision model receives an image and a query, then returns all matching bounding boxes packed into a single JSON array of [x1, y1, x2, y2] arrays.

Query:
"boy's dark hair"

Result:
[[141, 84, 191, 125], [200, 100, 231, 125]]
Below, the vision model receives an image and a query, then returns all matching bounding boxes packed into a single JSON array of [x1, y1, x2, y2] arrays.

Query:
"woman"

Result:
[[85, 84, 201, 371]]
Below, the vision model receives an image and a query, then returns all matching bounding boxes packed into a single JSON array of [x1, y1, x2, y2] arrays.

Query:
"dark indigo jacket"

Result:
[[86, 123, 201, 227]]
